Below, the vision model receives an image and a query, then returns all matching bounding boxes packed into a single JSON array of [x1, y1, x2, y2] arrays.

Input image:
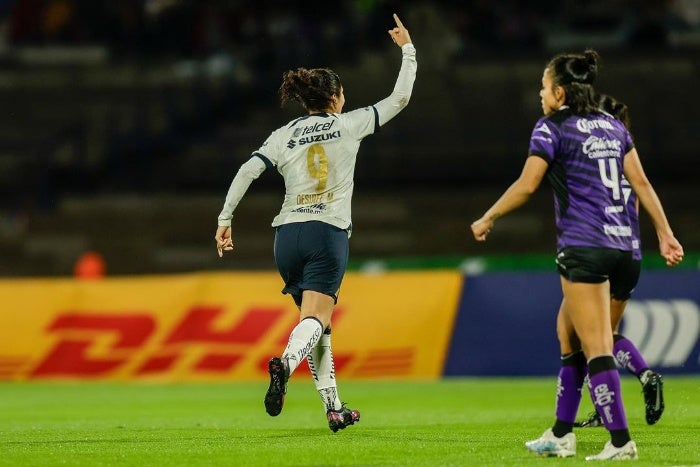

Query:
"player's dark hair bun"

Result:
[[546, 49, 601, 114]]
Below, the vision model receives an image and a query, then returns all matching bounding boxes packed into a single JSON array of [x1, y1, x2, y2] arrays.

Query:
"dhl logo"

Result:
[[6, 305, 415, 380]]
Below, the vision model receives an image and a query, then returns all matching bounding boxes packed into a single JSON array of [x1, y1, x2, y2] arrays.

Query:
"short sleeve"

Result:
[[622, 127, 635, 154], [528, 118, 558, 163], [255, 128, 283, 166], [339, 106, 379, 140]]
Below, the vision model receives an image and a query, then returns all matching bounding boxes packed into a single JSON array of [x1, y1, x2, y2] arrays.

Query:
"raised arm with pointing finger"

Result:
[[214, 13, 416, 256]]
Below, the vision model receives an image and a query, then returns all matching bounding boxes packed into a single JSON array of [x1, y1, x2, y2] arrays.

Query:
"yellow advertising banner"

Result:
[[0, 271, 462, 381]]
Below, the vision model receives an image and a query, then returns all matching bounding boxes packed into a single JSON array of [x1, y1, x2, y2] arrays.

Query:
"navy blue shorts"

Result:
[[556, 246, 640, 301], [274, 221, 349, 306]]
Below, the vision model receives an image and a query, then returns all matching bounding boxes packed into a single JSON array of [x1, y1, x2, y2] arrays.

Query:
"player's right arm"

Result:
[[214, 155, 268, 256], [471, 156, 548, 241], [374, 14, 417, 127]]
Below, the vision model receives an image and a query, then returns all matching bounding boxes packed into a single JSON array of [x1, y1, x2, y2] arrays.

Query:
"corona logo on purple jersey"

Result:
[[576, 118, 615, 134]]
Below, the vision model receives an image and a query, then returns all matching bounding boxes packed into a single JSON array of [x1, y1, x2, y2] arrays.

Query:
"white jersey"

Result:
[[259, 108, 375, 230], [218, 43, 417, 235]]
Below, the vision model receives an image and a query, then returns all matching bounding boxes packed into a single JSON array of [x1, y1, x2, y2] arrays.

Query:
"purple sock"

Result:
[[588, 368, 629, 431], [613, 334, 648, 376], [555, 363, 585, 423]]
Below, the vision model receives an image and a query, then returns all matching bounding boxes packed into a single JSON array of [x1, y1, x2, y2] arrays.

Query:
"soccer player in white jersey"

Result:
[[214, 14, 416, 432]]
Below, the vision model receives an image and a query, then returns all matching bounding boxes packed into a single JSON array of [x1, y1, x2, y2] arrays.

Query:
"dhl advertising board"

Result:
[[0, 271, 463, 381]]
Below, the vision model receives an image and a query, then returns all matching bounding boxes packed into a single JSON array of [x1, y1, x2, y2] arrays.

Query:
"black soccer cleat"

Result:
[[574, 411, 604, 428], [641, 370, 664, 425], [264, 357, 288, 417], [327, 403, 360, 433]]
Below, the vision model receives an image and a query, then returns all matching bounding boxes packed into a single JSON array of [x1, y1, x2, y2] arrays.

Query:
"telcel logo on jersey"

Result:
[[298, 120, 335, 136], [287, 130, 341, 148], [289, 120, 340, 147]]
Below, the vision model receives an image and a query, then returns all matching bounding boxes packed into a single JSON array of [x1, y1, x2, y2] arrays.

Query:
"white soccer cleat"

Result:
[[525, 428, 576, 457], [585, 440, 638, 461]]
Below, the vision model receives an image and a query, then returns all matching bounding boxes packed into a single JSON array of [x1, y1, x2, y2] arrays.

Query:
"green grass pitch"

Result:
[[1, 376, 699, 466]]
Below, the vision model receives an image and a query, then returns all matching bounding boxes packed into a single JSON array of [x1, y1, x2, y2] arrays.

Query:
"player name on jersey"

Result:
[[297, 192, 335, 205]]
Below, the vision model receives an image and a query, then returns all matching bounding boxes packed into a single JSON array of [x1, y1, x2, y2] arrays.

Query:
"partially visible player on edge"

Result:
[[214, 14, 416, 432], [470, 49, 684, 460], [573, 94, 664, 429]]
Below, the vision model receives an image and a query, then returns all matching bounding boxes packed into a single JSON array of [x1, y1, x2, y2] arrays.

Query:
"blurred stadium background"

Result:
[[1, 7, 699, 465], [0, 0, 698, 276]]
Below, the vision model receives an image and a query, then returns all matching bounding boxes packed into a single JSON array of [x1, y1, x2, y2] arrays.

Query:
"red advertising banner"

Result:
[[0, 271, 462, 381]]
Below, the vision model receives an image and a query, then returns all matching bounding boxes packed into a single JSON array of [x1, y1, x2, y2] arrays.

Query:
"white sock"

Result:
[[307, 329, 342, 411], [282, 317, 323, 376]]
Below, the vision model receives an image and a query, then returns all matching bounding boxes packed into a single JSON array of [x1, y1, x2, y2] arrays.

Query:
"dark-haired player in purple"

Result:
[[471, 50, 684, 460], [572, 95, 665, 430]]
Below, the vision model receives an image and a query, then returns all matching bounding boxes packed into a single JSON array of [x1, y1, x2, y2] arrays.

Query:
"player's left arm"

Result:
[[623, 148, 684, 266]]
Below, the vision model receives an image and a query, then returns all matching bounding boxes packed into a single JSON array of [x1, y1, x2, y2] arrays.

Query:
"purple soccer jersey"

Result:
[[528, 107, 636, 252]]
